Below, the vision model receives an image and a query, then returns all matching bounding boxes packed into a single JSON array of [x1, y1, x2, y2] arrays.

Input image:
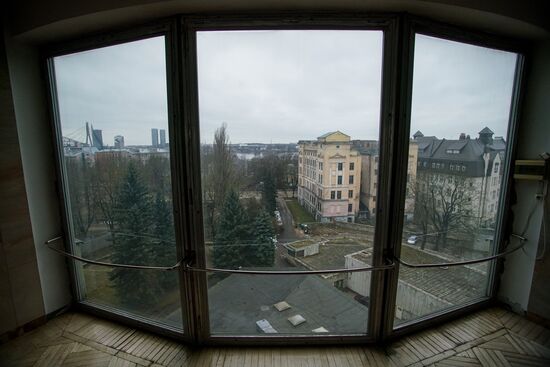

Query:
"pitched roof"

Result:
[[317, 131, 351, 142], [414, 131, 507, 178], [318, 131, 338, 139], [446, 140, 468, 151]]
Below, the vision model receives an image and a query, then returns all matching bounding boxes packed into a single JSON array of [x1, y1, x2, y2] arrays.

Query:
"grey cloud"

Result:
[[55, 36, 168, 146], [54, 30, 517, 147]]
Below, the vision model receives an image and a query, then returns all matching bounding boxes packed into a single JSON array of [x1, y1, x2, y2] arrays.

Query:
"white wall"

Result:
[[498, 40, 550, 313], [345, 255, 372, 297], [396, 281, 451, 319], [4, 34, 72, 314]]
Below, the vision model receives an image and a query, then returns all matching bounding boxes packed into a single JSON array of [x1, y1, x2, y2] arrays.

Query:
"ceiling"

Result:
[[5, 0, 550, 44]]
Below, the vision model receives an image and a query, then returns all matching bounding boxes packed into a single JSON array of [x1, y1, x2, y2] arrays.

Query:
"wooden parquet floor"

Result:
[[1, 307, 549, 366]]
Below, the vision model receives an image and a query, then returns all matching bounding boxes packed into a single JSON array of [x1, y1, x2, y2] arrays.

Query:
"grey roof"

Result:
[[353, 245, 486, 305], [414, 130, 507, 177], [208, 272, 368, 335], [446, 140, 468, 151], [431, 139, 486, 161], [398, 245, 486, 304], [490, 137, 506, 150]]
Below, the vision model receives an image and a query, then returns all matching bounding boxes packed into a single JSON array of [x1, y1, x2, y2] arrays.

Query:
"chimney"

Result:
[[459, 133, 466, 140]]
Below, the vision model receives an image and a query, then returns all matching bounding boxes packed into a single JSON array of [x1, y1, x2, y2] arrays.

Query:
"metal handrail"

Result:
[[45, 236, 181, 271], [45, 235, 393, 274], [395, 233, 528, 269], [46, 232, 528, 272], [184, 262, 395, 275]]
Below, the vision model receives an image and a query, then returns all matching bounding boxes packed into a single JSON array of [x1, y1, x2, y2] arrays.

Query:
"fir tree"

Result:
[[151, 193, 177, 292], [262, 173, 277, 214], [213, 190, 251, 269], [251, 210, 275, 267], [110, 163, 159, 307]]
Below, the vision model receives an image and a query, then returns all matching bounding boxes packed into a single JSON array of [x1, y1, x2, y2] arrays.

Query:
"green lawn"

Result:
[[285, 199, 315, 224]]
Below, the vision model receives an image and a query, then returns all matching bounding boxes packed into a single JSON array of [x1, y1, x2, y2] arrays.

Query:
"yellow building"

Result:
[[298, 131, 362, 223]]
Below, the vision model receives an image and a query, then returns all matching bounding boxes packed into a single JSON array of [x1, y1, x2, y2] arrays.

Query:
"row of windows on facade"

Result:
[[299, 173, 354, 186], [299, 158, 355, 172], [418, 160, 500, 174], [300, 189, 353, 213], [330, 189, 354, 200], [418, 160, 466, 171]]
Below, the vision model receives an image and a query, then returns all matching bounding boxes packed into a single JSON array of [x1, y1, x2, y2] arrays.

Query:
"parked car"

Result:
[[299, 223, 309, 234], [407, 235, 418, 245]]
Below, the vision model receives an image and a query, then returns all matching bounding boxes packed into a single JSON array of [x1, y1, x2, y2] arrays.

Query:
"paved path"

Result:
[[275, 195, 300, 243]]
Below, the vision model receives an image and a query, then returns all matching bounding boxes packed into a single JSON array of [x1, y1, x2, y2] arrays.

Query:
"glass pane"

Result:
[[394, 34, 517, 326], [53, 37, 183, 329], [197, 30, 383, 335], [208, 272, 369, 334]]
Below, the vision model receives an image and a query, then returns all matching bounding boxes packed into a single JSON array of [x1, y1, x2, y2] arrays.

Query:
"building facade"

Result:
[[159, 129, 166, 147], [354, 140, 418, 220], [412, 127, 505, 228], [151, 128, 159, 147], [298, 131, 362, 223], [114, 135, 125, 149]]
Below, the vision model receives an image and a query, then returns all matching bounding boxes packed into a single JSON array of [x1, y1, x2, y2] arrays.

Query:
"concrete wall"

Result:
[[528, 182, 550, 322], [498, 40, 550, 317], [345, 256, 372, 297], [396, 280, 452, 320]]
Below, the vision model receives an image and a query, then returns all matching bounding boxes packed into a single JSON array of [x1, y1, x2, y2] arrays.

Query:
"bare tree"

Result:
[[202, 123, 238, 240], [413, 173, 479, 251], [65, 155, 96, 238], [93, 153, 130, 239]]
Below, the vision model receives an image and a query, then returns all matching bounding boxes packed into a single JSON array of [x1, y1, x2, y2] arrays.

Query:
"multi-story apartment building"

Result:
[[354, 140, 418, 220], [413, 127, 505, 228], [298, 131, 362, 223]]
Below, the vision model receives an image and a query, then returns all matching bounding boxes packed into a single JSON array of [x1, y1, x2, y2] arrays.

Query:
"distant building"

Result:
[[413, 127, 505, 227], [92, 129, 103, 150], [353, 140, 418, 221], [159, 129, 166, 147], [298, 131, 362, 223], [114, 135, 125, 149], [95, 150, 132, 162], [151, 128, 159, 147]]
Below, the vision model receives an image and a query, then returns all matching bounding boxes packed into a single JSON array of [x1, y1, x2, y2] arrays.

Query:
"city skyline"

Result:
[[54, 31, 516, 145]]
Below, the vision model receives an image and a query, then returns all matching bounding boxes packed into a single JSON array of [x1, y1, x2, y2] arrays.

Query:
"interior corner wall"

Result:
[[0, 32, 46, 336], [497, 39, 550, 315], [3, 33, 72, 315]]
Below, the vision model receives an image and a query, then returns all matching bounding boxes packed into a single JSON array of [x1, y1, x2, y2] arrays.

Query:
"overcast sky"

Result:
[[55, 31, 517, 146]]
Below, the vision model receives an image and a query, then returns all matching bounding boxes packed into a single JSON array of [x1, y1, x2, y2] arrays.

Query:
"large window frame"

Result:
[[382, 17, 527, 340], [43, 13, 527, 346], [45, 20, 194, 342]]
